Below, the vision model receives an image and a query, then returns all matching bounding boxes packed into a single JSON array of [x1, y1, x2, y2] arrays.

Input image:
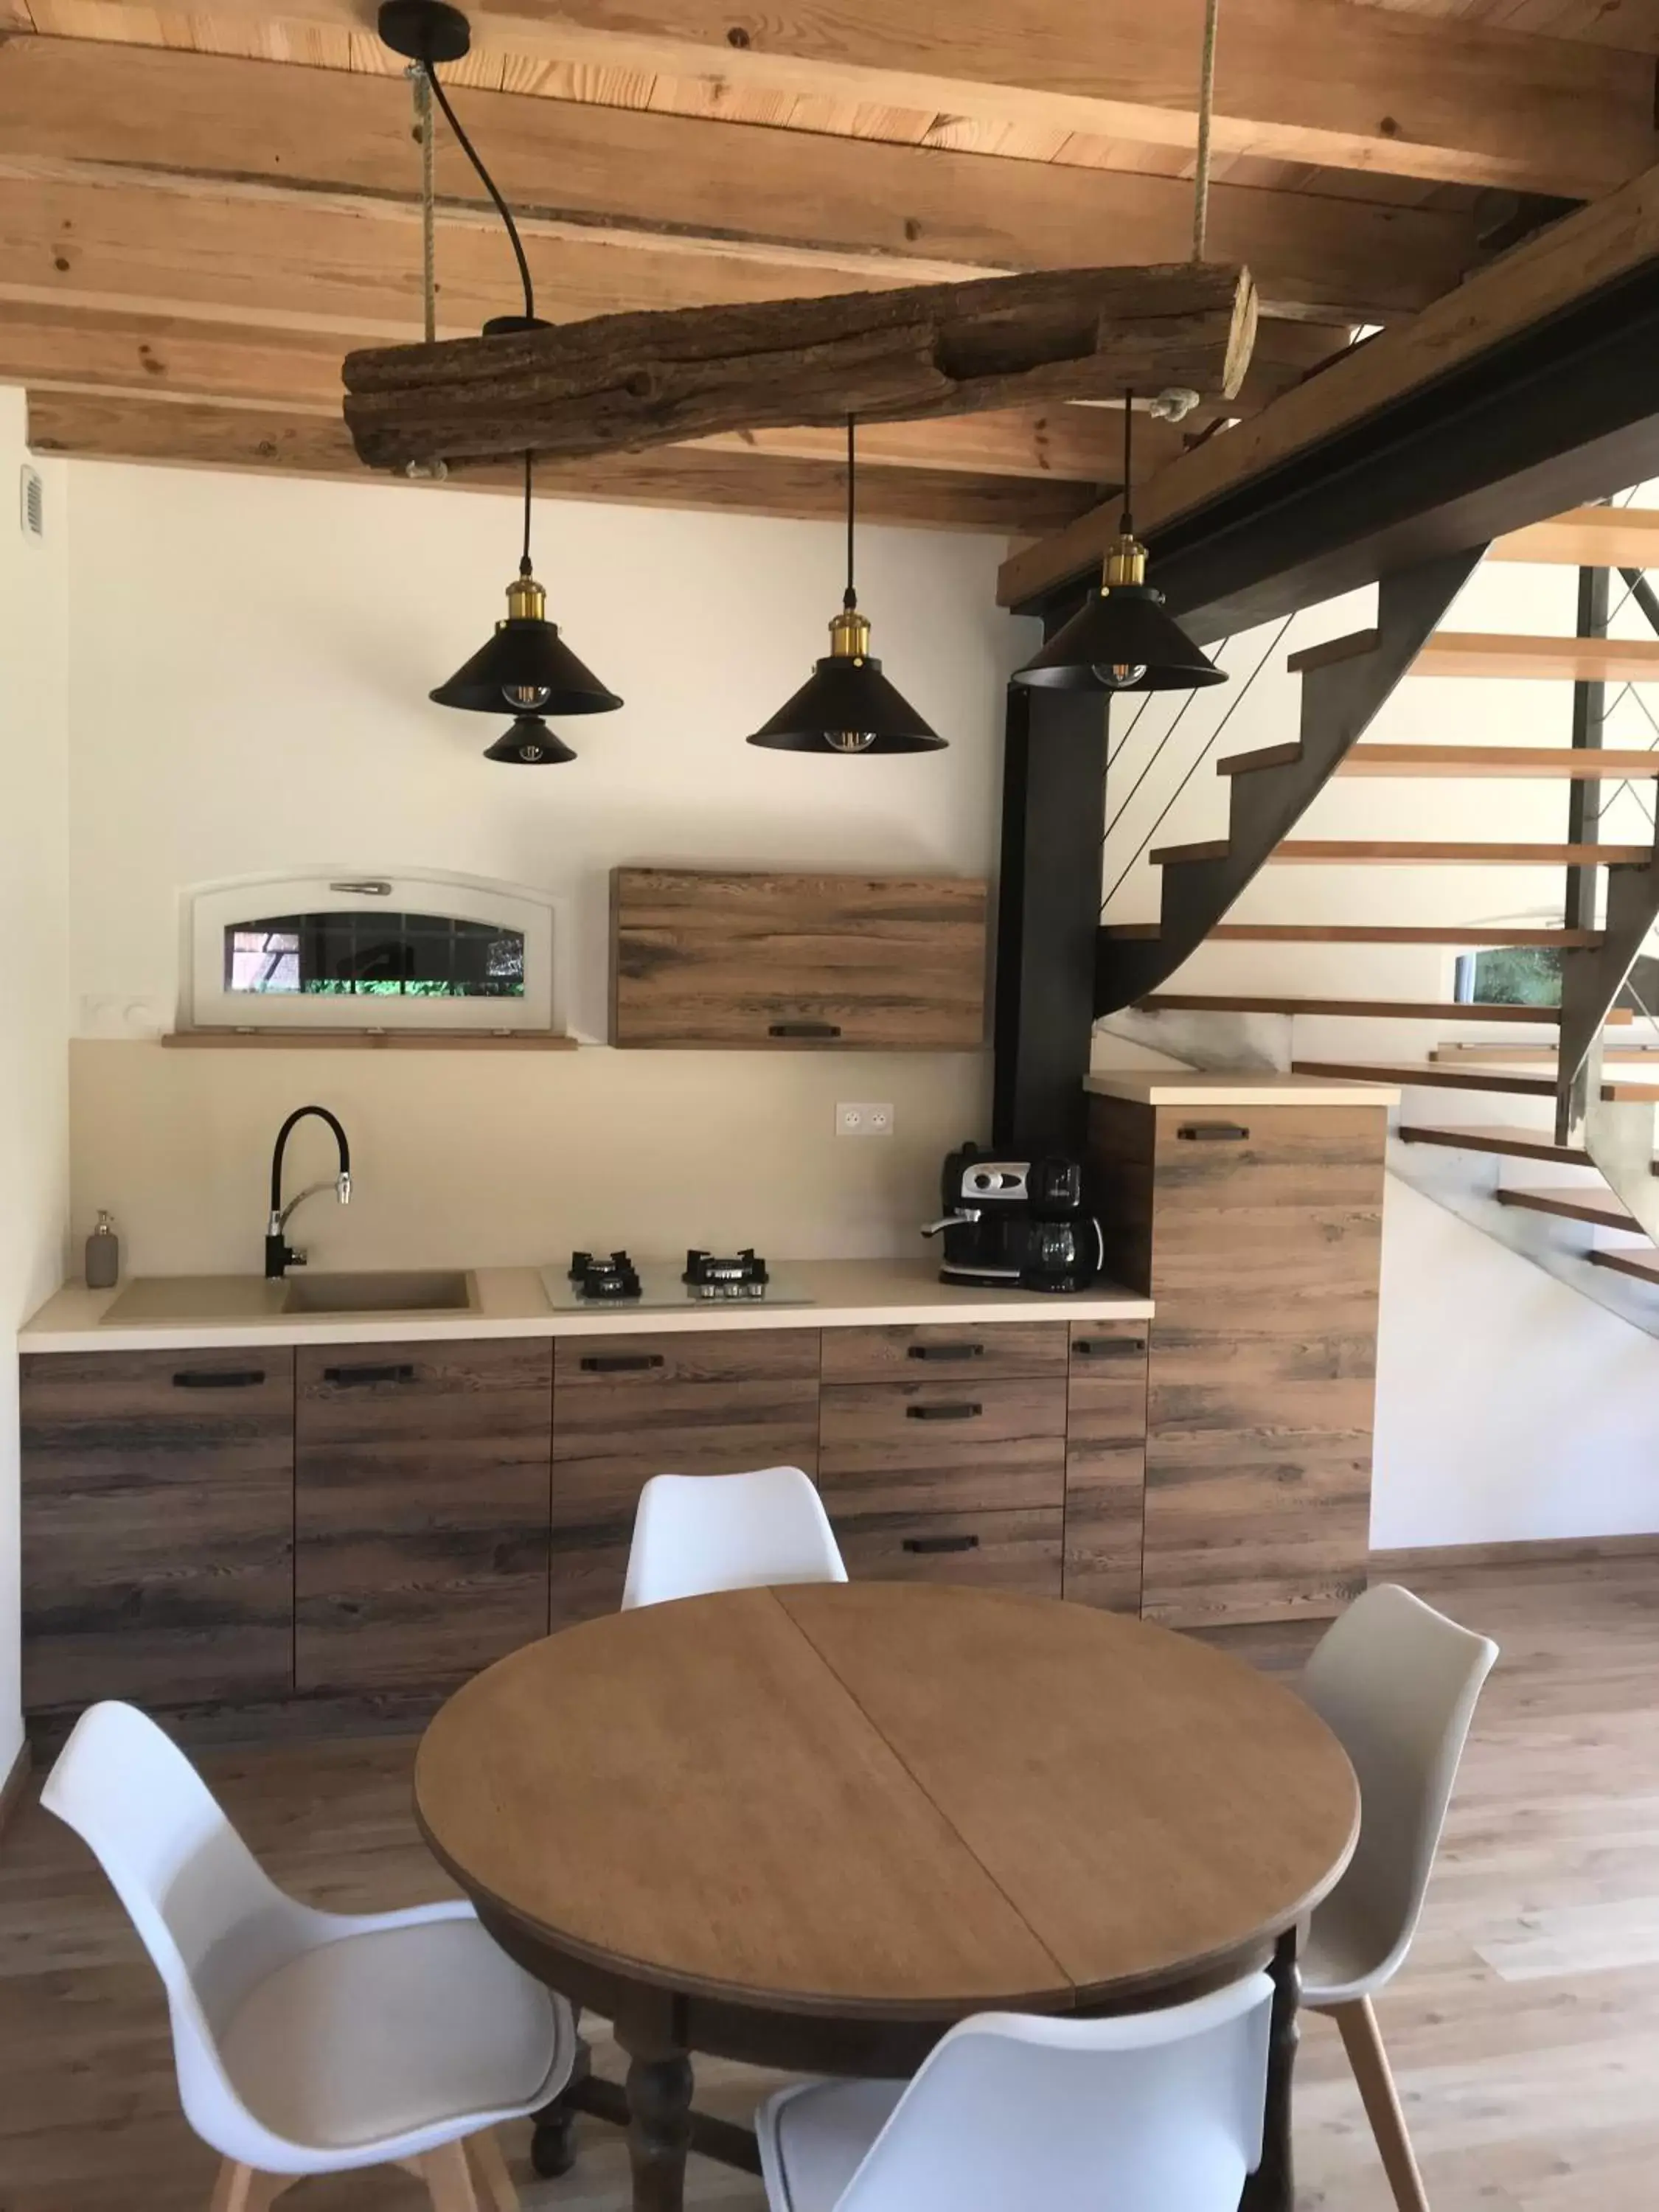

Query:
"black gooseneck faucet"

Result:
[[265, 1105, 352, 1279]]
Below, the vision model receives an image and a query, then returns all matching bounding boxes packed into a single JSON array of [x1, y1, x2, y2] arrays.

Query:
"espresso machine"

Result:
[[922, 1142, 1103, 1292]]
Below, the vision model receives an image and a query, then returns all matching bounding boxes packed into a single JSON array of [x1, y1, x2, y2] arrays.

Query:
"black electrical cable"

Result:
[[425, 65, 535, 324], [844, 414, 858, 609]]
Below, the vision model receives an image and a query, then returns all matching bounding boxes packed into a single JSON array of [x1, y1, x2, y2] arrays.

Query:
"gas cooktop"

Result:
[[540, 1248, 816, 1312]]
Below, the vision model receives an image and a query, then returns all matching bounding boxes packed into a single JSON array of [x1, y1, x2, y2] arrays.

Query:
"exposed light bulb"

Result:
[[1093, 662, 1149, 689], [827, 730, 879, 753], [504, 681, 553, 709]]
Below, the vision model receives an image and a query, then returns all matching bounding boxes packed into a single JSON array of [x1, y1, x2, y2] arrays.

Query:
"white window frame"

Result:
[[187, 872, 558, 1033]]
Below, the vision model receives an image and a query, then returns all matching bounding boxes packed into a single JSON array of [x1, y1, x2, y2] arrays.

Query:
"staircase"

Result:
[[1100, 504, 1659, 1329]]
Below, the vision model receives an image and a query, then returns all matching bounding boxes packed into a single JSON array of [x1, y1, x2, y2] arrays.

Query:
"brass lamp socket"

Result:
[[1103, 532, 1149, 590], [505, 572, 546, 623], [828, 605, 873, 663]]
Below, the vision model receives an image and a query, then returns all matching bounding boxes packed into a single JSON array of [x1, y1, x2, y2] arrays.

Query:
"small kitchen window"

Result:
[[189, 875, 557, 1033]]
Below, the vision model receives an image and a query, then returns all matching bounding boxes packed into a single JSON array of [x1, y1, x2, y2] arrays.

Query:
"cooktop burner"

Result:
[[540, 1251, 815, 1312]]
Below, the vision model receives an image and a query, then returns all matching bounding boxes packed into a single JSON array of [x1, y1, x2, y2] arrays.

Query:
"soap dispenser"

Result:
[[86, 1210, 120, 1290]]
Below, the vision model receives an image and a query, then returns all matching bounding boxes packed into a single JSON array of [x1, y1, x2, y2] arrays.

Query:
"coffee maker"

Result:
[[1019, 1155, 1106, 1295], [922, 1142, 1034, 1287]]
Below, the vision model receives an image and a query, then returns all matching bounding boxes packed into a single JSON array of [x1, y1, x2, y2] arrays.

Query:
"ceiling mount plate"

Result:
[[377, 0, 472, 64]]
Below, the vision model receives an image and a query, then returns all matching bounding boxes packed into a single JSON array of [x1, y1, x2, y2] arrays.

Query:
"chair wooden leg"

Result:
[[467, 2129, 521, 2212], [1328, 1997, 1432, 2212], [417, 2140, 484, 2212], [206, 2166, 292, 2212]]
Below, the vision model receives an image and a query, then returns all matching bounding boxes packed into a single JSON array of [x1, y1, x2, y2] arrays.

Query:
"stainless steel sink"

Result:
[[280, 1270, 476, 1315]]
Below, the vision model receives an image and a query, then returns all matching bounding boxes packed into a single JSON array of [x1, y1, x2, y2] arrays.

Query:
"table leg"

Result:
[[531, 2017, 591, 2179], [1242, 1927, 1301, 2212], [622, 2036, 695, 2212]]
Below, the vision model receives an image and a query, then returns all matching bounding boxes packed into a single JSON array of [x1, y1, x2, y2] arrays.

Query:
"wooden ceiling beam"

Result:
[[22, 388, 1105, 534], [42, 0, 1659, 197], [0, 297, 1150, 480], [998, 157, 1659, 616], [0, 35, 1478, 324]]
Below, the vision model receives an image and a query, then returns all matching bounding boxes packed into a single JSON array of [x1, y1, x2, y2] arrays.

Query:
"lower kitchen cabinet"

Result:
[[294, 1340, 552, 1694], [834, 1506, 1064, 1595], [20, 1348, 295, 1711], [551, 1329, 821, 1625], [1063, 1321, 1149, 1613]]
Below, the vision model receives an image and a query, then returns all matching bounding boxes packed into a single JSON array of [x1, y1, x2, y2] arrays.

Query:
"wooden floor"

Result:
[[2, 1557, 1657, 2212]]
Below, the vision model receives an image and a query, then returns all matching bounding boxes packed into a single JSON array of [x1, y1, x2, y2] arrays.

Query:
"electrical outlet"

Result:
[[837, 1102, 894, 1137]]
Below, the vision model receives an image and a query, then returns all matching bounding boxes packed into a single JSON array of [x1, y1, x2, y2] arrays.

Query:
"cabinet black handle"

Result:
[[322, 1362, 416, 1386], [580, 1352, 665, 1373], [173, 1368, 266, 1390], [903, 1533, 980, 1554], [905, 1402, 982, 1422], [1074, 1338, 1147, 1359], [768, 1020, 841, 1039], [1176, 1121, 1249, 1141], [907, 1342, 984, 1362]]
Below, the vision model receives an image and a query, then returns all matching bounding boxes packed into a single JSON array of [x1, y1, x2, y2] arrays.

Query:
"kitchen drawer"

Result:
[[833, 1506, 1062, 1598], [554, 1328, 820, 1391], [818, 1377, 1066, 1516], [611, 867, 987, 1049], [295, 1339, 552, 1694], [1150, 1104, 1390, 1214], [552, 1375, 821, 1529], [820, 1321, 1068, 1385], [1065, 1321, 1147, 1615], [21, 1347, 295, 1711]]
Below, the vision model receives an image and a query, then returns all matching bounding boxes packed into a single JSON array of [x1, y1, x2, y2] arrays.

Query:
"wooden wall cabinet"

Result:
[[1087, 1093, 1386, 1629], [294, 1340, 552, 1694], [21, 1348, 295, 1711], [611, 869, 988, 1048]]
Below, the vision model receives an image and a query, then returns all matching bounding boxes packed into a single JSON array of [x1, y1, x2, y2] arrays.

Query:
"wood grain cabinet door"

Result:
[[611, 868, 988, 1048], [551, 1329, 822, 1627], [294, 1340, 552, 1694], [835, 1506, 1062, 1595], [1098, 1102, 1385, 1630], [21, 1348, 295, 1713]]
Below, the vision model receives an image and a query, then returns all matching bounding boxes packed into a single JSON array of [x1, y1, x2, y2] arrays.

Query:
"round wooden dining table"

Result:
[[415, 1581, 1358, 2212]]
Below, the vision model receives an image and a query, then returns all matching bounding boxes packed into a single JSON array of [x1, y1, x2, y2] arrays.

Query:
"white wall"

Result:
[[0, 389, 70, 1767], [64, 462, 1020, 1274]]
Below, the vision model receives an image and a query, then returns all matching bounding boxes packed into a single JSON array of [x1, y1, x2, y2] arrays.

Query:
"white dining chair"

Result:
[[1298, 1582, 1499, 2212], [621, 1464, 849, 1609], [41, 1701, 576, 2212], [757, 1970, 1274, 2212]]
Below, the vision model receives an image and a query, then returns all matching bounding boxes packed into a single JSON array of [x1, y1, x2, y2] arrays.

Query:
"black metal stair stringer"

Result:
[[1095, 544, 1487, 1018]]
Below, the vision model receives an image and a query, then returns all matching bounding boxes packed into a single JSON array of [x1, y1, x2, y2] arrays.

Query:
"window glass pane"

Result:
[[223, 912, 526, 998], [1466, 946, 1562, 1006]]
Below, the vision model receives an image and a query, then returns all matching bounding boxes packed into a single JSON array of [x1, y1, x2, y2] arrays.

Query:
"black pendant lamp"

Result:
[[378, 0, 623, 760], [1013, 394, 1225, 695], [748, 417, 945, 755]]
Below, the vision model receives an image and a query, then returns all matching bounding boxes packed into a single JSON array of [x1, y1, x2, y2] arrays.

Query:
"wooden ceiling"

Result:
[[4, 0, 1658, 534]]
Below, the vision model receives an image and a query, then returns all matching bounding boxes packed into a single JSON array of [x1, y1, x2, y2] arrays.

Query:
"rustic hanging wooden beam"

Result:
[[341, 262, 1256, 473]]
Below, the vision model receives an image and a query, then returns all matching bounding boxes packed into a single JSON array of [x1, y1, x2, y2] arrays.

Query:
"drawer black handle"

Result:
[[905, 1402, 982, 1422], [1074, 1338, 1147, 1359], [768, 1020, 842, 1039], [322, 1362, 416, 1386], [580, 1352, 665, 1373], [907, 1342, 984, 1362], [903, 1533, 980, 1555], [1176, 1121, 1249, 1141], [173, 1368, 265, 1390]]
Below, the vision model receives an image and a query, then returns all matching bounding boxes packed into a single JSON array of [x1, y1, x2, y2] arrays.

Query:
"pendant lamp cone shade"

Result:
[[1012, 395, 1225, 697], [482, 714, 577, 765], [431, 568, 622, 717], [749, 417, 945, 755]]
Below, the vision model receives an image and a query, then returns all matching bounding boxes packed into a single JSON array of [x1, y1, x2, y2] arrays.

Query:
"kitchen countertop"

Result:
[[1085, 1071, 1403, 1107], [20, 1259, 1154, 1354]]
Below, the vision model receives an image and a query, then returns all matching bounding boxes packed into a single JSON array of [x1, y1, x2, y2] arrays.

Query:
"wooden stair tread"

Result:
[[1497, 1187, 1636, 1232], [1397, 1124, 1591, 1166], [1101, 925, 1603, 945], [1292, 1057, 1659, 1101], [1138, 994, 1605, 1023], [1430, 1034, 1646, 1062], [1149, 838, 1646, 866], [1590, 1248, 1659, 1283], [1218, 743, 1659, 779], [1287, 631, 1659, 683], [1490, 507, 1659, 568]]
